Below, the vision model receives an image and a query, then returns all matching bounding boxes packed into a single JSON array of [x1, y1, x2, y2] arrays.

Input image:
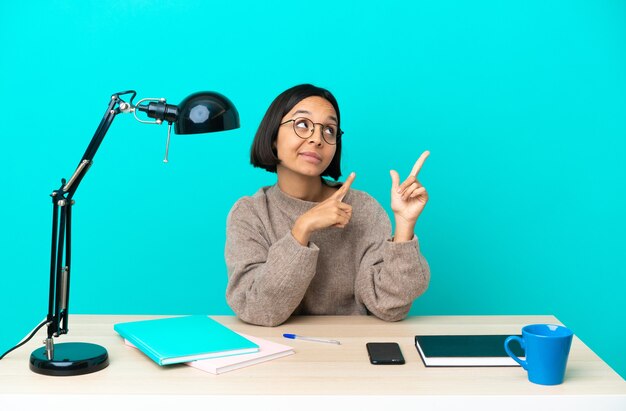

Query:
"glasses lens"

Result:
[[293, 118, 313, 139], [322, 125, 337, 145]]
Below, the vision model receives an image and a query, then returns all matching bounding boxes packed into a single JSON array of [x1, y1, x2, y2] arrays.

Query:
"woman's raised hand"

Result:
[[291, 172, 356, 246], [390, 151, 430, 225]]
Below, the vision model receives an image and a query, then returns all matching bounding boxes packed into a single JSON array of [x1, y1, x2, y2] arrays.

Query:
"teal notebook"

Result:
[[114, 315, 259, 366]]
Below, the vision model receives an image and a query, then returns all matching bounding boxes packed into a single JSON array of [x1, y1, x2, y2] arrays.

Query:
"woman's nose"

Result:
[[308, 127, 324, 146]]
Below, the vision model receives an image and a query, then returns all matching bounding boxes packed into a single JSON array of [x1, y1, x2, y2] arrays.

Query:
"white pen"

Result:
[[283, 333, 341, 345]]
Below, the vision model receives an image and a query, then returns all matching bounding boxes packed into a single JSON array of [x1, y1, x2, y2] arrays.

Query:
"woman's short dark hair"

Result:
[[250, 84, 342, 180]]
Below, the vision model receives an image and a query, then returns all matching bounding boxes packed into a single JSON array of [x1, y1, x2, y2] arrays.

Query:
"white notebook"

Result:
[[125, 332, 294, 374]]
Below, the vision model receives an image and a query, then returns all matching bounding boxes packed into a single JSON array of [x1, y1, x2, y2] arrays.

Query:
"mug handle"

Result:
[[504, 336, 527, 370]]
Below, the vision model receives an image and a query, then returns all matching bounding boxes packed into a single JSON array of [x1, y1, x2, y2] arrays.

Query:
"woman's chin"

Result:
[[299, 163, 329, 176], [278, 162, 328, 178]]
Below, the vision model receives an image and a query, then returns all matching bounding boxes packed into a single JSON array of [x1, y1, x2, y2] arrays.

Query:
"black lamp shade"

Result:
[[174, 92, 240, 135]]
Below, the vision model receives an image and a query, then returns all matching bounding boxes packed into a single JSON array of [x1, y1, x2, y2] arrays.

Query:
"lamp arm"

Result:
[[44, 92, 135, 355], [64, 91, 136, 197]]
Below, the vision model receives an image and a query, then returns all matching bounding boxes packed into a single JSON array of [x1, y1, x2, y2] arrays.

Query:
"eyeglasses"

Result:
[[280, 117, 342, 145]]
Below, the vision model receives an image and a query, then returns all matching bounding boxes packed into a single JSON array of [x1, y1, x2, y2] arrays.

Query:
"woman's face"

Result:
[[275, 96, 338, 178]]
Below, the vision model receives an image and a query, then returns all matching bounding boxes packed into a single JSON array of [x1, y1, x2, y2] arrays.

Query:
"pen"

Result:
[[283, 333, 341, 345]]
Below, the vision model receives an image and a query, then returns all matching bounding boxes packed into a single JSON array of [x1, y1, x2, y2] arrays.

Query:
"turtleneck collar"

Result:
[[265, 179, 351, 217]]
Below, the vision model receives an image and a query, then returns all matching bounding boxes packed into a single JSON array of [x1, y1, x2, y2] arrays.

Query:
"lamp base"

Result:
[[30, 342, 109, 376]]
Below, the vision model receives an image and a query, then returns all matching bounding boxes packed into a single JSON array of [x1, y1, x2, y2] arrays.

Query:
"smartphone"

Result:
[[366, 342, 405, 365]]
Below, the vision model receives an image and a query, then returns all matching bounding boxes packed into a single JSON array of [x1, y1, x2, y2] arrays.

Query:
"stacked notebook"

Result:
[[114, 315, 294, 373]]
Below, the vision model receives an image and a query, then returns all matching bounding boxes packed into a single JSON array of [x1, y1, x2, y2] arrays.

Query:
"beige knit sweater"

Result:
[[225, 183, 430, 327]]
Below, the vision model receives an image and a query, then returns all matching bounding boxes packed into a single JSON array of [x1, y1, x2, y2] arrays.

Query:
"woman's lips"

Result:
[[299, 152, 322, 164]]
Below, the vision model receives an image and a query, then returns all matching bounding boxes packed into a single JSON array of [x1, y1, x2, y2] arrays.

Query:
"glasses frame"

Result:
[[280, 117, 343, 145]]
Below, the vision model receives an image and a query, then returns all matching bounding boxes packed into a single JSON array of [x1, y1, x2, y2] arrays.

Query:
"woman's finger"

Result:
[[409, 186, 427, 198], [336, 209, 351, 222], [333, 218, 349, 228], [410, 151, 430, 177], [396, 175, 417, 194], [331, 172, 356, 201], [402, 182, 420, 200], [390, 170, 400, 190], [395, 151, 430, 194], [338, 202, 352, 213]]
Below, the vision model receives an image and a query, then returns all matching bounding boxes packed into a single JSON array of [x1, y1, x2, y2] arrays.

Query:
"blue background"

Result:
[[1, 1, 624, 379]]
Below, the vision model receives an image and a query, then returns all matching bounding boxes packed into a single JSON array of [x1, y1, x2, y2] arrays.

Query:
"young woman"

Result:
[[225, 84, 430, 327]]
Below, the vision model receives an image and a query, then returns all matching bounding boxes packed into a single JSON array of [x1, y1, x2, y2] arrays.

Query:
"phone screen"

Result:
[[366, 342, 405, 364]]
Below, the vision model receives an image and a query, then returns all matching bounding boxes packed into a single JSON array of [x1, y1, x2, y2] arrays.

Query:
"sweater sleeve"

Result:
[[354, 202, 430, 322], [224, 200, 319, 327]]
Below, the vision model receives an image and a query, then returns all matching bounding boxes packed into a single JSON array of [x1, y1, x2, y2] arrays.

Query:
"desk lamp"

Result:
[[25, 90, 239, 376]]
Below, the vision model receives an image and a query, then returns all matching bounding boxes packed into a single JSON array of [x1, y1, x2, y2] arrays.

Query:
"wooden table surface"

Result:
[[1, 314, 624, 399]]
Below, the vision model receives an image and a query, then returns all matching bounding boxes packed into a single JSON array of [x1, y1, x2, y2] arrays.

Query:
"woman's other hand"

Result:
[[390, 151, 430, 241], [292, 172, 356, 246]]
